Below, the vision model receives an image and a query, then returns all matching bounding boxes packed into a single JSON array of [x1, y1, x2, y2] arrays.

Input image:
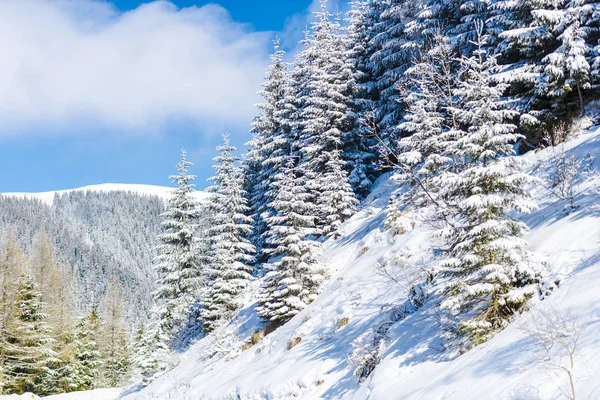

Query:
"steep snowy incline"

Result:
[[2, 183, 208, 205], [123, 128, 600, 400]]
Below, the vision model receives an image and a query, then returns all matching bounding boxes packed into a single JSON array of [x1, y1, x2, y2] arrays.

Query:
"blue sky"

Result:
[[0, 0, 324, 192], [116, 1, 312, 31]]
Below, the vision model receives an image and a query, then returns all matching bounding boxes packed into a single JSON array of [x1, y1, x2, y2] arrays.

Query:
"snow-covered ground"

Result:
[[0, 388, 121, 400], [117, 128, 600, 399], [2, 183, 207, 205]]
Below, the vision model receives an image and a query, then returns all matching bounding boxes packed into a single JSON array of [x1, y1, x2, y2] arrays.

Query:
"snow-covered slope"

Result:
[[123, 128, 600, 400], [0, 388, 121, 400], [2, 183, 208, 205]]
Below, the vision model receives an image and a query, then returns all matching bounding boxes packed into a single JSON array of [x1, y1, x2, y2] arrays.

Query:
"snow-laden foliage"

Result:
[[258, 158, 325, 322], [295, 1, 358, 237], [245, 40, 291, 263], [153, 150, 204, 342], [203, 135, 255, 333], [434, 32, 545, 343], [133, 311, 172, 386]]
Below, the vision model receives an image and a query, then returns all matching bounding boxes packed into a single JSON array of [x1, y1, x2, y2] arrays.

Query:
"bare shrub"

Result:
[[522, 308, 582, 400]]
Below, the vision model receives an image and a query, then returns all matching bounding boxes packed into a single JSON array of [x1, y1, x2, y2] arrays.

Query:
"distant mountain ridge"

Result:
[[2, 183, 208, 205]]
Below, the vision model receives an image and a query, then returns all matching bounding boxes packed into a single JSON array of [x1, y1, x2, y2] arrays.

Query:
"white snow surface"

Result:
[[0, 388, 121, 400], [2, 183, 208, 205], [122, 128, 600, 399]]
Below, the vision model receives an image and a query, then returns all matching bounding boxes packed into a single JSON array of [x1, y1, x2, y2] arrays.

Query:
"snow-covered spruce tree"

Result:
[[319, 149, 359, 238], [296, 0, 357, 237], [133, 310, 170, 386], [64, 309, 102, 392], [245, 39, 291, 263], [436, 29, 544, 345], [368, 0, 420, 154], [343, 0, 381, 199], [203, 135, 255, 333], [395, 56, 451, 209], [258, 157, 324, 322], [153, 149, 203, 342], [3, 273, 56, 395], [536, 0, 594, 115], [491, 0, 583, 147]]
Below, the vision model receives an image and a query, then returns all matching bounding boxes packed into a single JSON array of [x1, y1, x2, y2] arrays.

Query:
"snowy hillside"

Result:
[[0, 388, 121, 400], [2, 183, 208, 205], [121, 128, 600, 400]]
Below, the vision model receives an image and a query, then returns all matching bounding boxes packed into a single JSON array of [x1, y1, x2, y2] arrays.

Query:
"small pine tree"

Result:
[[3, 273, 56, 395], [203, 135, 255, 332], [133, 311, 170, 386], [67, 309, 103, 392]]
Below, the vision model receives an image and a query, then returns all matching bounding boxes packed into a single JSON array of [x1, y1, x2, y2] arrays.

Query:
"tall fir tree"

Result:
[[246, 39, 291, 263], [29, 228, 76, 394], [368, 0, 420, 154], [435, 30, 544, 344], [203, 135, 255, 333], [153, 149, 203, 342], [258, 157, 325, 322], [343, 0, 381, 198], [0, 234, 24, 395], [296, 0, 357, 237]]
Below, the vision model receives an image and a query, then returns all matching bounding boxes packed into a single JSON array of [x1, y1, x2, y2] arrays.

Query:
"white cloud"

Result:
[[0, 0, 272, 135]]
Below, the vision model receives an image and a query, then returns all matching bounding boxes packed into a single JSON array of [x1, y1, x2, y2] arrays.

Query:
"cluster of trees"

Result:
[[0, 231, 131, 395], [117, 0, 600, 387], [0, 191, 166, 328], [244, 0, 575, 343]]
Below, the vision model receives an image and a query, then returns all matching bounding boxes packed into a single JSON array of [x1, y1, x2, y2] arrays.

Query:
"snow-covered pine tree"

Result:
[[343, 0, 381, 199], [395, 62, 449, 208], [258, 157, 324, 322], [153, 149, 203, 342], [132, 312, 170, 386], [65, 309, 102, 392], [319, 149, 359, 238], [296, 0, 357, 237], [436, 27, 544, 344], [368, 0, 420, 154], [492, 0, 565, 147], [203, 135, 255, 333], [246, 39, 291, 263], [383, 34, 458, 225], [536, 0, 594, 115], [3, 273, 56, 395]]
